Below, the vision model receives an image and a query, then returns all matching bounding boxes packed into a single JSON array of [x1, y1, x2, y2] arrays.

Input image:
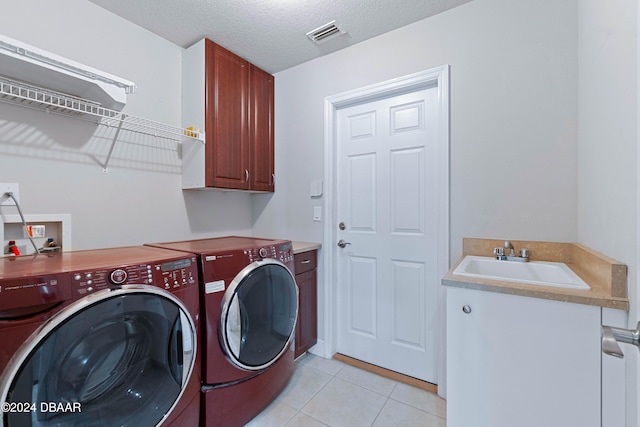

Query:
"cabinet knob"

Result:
[[462, 305, 472, 314], [245, 169, 249, 182]]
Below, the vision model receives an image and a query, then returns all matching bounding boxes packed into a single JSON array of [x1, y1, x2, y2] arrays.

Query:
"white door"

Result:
[[335, 85, 441, 383]]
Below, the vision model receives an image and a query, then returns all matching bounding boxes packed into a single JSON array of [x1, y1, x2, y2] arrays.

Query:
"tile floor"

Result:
[[246, 354, 447, 427]]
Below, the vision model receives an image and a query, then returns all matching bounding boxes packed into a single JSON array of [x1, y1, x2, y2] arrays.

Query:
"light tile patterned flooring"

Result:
[[246, 354, 447, 427]]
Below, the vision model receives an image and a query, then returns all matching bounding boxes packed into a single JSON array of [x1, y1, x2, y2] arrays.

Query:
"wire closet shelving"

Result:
[[0, 77, 204, 171]]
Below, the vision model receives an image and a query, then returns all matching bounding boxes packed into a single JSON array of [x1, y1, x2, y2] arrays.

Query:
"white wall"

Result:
[[258, 0, 579, 256], [577, 0, 638, 424], [3, 0, 635, 418], [0, 0, 253, 251], [256, 0, 579, 354]]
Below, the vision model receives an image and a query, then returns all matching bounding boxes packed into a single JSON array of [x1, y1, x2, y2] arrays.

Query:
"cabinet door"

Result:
[[205, 41, 249, 189], [249, 65, 275, 192], [294, 269, 317, 358], [446, 287, 600, 427]]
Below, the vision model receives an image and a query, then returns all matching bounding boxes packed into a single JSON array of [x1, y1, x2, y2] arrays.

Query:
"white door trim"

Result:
[[321, 66, 450, 394]]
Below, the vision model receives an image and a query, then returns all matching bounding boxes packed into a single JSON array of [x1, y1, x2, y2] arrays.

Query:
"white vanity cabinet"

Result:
[[446, 287, 601, 427]]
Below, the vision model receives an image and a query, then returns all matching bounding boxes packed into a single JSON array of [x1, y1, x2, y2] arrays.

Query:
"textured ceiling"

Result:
[[88, 0, 473, 74]]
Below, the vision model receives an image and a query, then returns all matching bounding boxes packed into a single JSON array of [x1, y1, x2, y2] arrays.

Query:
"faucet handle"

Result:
[[493, 247, 505, 257], [503, 241, 515, 256], [520, 248, 530, 258]]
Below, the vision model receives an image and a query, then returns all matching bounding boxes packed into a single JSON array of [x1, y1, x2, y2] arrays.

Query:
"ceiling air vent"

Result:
[[306, 21, 345, 43]]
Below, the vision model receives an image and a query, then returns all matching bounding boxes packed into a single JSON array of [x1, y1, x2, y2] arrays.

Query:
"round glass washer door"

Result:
[[220, 259, 298, 371], [0, 286, 196, 427]]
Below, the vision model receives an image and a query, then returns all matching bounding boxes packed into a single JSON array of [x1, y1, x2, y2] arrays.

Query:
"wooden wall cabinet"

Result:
[[248, 65, 275, 192], [182, 39, 274, 192], [294, 250, 318, 358]]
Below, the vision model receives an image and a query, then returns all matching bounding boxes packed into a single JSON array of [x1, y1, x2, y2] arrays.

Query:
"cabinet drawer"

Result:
[[294, 251, 317, 274]]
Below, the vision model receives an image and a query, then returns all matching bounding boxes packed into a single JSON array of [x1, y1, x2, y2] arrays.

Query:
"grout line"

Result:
[[370, 396, 390, 427], [272, 354, 447, 427], [296, 358, 342, 420]]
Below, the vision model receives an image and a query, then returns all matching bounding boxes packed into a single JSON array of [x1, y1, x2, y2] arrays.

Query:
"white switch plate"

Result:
[[313, 206, 322, 222], [0, 183, 19, 206], [310, 180, 323, 198]]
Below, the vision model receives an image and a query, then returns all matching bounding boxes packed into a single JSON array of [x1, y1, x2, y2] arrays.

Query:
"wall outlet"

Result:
[[0, 183, 19, 206]]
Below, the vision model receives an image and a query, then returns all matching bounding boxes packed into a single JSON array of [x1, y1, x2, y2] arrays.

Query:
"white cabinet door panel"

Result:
[[447, 287, 600, 427]]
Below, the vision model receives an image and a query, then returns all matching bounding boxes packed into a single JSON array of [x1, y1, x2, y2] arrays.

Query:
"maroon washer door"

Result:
[[0, 286, 197, 427]]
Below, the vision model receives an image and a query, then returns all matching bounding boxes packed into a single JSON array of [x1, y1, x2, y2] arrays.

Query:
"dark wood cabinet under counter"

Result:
[[293, 247, 318, 358]]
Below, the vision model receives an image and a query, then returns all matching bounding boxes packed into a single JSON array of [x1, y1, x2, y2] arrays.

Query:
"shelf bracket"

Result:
[[102, 114, 126, 173]]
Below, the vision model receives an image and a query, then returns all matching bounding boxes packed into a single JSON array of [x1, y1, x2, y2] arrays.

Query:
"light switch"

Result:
[[313, 206, 322, 222]]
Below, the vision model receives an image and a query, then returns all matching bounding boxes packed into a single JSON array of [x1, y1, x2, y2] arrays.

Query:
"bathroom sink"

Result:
[[452, 256, 590, 290]]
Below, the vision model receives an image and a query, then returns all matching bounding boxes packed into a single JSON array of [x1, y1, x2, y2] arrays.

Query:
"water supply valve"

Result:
[[7, 240, 20, 256]]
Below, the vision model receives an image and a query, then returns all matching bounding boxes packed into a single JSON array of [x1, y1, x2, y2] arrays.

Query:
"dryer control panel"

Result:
[[71, 256, 199, 296], [245, 242, 293, 265]]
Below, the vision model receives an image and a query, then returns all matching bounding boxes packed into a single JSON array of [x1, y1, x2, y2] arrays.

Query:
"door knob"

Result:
[[337, 239, 351, 248]]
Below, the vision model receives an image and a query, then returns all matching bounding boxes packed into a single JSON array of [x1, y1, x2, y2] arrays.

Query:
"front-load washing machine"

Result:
[[0, 246, 201, 427], [146, 236, 298, 427]]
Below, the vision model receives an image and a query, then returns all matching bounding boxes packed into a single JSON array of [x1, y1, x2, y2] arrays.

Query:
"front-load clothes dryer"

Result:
[[0, 246, 201, 427], [146, 236, 298, 427]]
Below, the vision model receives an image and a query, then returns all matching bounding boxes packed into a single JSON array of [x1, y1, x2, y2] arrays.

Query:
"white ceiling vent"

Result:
[[306, 21, 345, 43]]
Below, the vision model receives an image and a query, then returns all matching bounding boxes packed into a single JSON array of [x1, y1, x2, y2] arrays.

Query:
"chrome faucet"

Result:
[[493, 241, 529, 262], [504, 240, 515, 257]]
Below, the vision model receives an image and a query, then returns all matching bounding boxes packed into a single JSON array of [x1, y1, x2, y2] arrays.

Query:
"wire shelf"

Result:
[[0, 77, 204, 143]]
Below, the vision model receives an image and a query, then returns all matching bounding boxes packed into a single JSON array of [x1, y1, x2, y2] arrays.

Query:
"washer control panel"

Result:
[[0, 273, 73, 313], [71, 256, 198, 295]]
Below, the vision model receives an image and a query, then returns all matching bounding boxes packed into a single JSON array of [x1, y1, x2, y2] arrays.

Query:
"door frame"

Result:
[[321, 66, 450, 394]]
